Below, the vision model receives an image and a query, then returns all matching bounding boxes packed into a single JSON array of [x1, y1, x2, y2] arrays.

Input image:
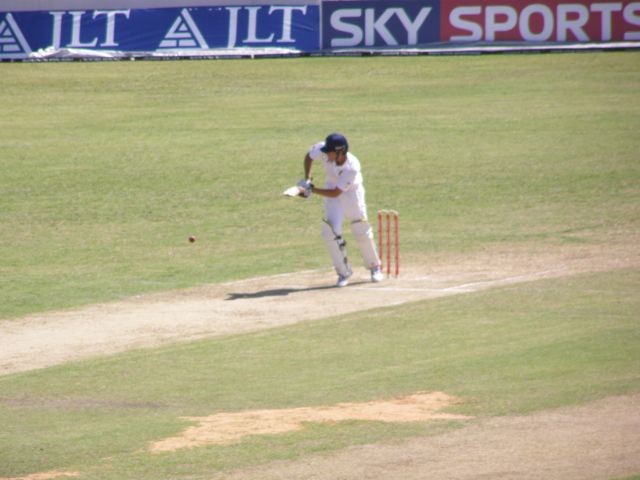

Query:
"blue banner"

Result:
[[0, 5, 319, 59], [321, 0, 440, 49]]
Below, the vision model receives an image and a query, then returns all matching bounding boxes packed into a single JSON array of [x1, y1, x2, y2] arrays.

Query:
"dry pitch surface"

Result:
[[1, 243, 639, 480]]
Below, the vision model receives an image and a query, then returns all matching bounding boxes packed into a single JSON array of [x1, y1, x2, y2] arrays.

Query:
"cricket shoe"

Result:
[[336, 272, 352, 288], [370, 267, 384, 283]]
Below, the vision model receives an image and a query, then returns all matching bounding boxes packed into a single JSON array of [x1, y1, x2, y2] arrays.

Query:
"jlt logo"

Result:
[[226, 6, 308, 46], [163, 6, 311, 49], [160, 5, 307, 49], [50, 10, 130, 49]]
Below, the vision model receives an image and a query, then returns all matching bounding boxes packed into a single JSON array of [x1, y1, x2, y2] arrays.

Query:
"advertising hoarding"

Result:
[[1, 1, 639, 60], [0, 5, 319, 59]]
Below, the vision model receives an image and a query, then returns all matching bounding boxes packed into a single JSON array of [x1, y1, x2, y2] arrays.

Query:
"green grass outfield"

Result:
[[0, 52, 639, 478], [1, 52, 638, 318]]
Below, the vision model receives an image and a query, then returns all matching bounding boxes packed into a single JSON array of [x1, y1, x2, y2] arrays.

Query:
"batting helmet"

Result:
[[321, 133, 349, 153]]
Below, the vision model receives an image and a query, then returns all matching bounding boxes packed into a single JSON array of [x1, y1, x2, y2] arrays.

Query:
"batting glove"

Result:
[[297, 179, 313, 198]]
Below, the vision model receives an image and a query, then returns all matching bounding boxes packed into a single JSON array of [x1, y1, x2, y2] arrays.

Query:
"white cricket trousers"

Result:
[[324, 184, 368, 232], [322, 185, 380, 274]]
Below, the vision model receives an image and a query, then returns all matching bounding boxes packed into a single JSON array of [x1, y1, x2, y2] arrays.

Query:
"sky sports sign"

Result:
[[1, 1, 639, 60], [323, 0, 640, 47]]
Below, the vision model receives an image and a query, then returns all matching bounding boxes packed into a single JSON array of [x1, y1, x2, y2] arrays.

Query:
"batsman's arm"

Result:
[[304, 153, 314, 181], [311, 186, 342, 198]]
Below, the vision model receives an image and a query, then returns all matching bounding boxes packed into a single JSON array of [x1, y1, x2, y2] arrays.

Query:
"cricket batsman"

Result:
[[297, 133, 384, 287]]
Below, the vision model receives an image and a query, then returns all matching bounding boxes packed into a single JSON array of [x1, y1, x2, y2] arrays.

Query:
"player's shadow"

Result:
[[226, 281, 369, 300]]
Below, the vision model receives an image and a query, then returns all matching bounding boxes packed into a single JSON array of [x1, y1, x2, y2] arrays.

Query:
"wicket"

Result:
[[377, 209, 399, 277]]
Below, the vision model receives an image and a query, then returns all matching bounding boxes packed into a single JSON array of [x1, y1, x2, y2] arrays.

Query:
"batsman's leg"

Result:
[[321, 220, 352, 280], [351, 219, 383, 282], [350, 220, 380, 269]]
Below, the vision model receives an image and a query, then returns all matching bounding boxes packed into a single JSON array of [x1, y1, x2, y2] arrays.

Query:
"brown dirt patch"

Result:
[[213, 393, 640, 480], [150, 391, 470, 452], [0, 472, 79, 480]]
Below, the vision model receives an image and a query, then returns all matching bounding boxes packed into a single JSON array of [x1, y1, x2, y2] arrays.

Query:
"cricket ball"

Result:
[[188, 235, 196, 243]]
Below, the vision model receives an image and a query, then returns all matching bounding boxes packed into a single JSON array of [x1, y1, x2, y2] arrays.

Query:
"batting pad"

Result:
[[351, 220, 380, 269], [321, 222, 352, 277]]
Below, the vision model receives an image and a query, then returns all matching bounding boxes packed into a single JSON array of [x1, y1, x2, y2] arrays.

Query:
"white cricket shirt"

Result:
[[308, 142, 364, 191]]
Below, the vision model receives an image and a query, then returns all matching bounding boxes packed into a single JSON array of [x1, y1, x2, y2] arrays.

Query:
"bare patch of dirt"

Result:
[[0, 471, 79, 480], [150, 392, 470, 452], [213, 393, 640, 480], [1, 242, 638, 376], [5, 394, 638, 480]]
